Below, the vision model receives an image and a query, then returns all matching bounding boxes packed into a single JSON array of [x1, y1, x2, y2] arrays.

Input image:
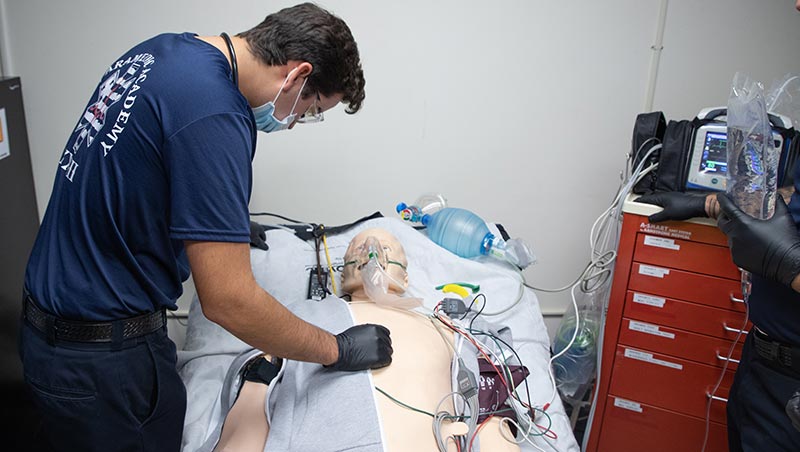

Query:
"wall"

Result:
[[2, 0, 799, 346]]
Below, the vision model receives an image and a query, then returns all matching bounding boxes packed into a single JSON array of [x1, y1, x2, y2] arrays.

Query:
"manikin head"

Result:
[[342, 228, 409, 300]]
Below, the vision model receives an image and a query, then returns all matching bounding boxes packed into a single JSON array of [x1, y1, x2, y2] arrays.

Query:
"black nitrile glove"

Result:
[[249, 221, 269, 251], [717, 193, 800, 288], [635, 192, 708, 223], [326, 324, 393, 371]]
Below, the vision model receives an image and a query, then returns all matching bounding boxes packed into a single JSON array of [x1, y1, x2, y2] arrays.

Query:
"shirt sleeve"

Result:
[[164, 112, 254, 242]]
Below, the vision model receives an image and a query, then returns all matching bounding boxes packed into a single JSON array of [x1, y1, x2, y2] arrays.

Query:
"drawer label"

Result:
[[614, 397, 643, 413], [643, 235, 680, 251], [624, 348, 683, 370], [632, 293, 666, 308], [638, 264, 670, 278], [629, 320, 675, 339], [639, 222, 692, 240]]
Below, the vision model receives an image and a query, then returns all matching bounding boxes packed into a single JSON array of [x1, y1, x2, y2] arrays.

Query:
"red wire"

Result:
[[467, 415, 494, 451], [436, 314, 511, 390], [436, 312, 558, 442]]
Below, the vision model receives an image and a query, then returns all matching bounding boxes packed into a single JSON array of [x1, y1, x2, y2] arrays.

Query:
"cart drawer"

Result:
[[618, 317, 743, 370], [597, 395, 728, 452], [624, 291, 749, 340], [633, 233, 739, 280], [628, 263, 744, 312], [608, 345, 733, 423]]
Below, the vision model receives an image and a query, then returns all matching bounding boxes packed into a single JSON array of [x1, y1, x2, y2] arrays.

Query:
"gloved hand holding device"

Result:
[[717, 193, 800, 289], [635, 191, 714, 222], [249, 221, 269, 251], [326, 324, 393, 371]]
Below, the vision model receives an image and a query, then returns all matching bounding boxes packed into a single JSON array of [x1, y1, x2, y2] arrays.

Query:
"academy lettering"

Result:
[[61, 53, 155, 179], [100, 66, 152, 157], [105, 52, 156, 75]]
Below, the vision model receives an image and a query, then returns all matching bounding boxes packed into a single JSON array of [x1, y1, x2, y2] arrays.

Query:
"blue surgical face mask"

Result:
[[252, 70, 307, 133]]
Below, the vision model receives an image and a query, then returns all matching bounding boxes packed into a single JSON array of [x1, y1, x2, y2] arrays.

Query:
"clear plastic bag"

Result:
[[551, 292, 600, 400], [767, 73, 800, 128], [726, 72, 779, 220]]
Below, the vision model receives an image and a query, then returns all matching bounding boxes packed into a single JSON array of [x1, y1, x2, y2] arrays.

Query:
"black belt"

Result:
[[23, 295, 166, 344], [752, 327, 800, 373]]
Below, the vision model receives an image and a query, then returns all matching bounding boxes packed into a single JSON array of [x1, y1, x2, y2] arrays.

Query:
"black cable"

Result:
[[249, 211, 307, 224], [167, 311, 188, 327], [468, 293, 487, 331], [437, 308, 539, 432], [460, 293, 481, 320], [312, 235, 330, 296], [471, 330, 534, 415]]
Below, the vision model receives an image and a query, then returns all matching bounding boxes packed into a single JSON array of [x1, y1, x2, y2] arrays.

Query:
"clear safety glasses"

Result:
[[296, 92, 324, 124]]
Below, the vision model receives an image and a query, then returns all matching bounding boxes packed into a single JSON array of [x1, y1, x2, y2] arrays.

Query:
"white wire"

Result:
[[546, 283, 582, 408], [700, 290, 749, 452], [499, 417, 547, 452], [573, 139, 663, 451], [526, 144, 662, 293], [480, 279, 526, 316], [447, 314, 555, 447]]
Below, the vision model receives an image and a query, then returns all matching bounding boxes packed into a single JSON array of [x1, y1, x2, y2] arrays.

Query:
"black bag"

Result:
[[630, 112, 666, 194], [630, 109, 800, 194], [654, 119, 695, 193]]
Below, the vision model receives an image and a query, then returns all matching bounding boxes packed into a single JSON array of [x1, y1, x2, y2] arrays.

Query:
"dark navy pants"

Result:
[[727, 333, 800, 451], [19, 321, 186, 452]]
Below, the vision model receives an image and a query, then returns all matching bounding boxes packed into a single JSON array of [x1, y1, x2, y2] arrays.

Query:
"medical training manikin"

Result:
[[211, 228, 520, 452]]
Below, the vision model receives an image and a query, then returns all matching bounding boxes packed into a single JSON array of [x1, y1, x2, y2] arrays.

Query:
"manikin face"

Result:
[[342, 228, 409, 298]]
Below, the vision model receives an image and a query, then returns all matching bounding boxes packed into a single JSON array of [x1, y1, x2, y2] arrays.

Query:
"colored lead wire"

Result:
[[319, 226, 338, 295]]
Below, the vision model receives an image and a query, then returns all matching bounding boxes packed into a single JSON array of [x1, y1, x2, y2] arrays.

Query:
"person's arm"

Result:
[[717, 193, 800, 292], [185, 240, 393, 369], [187, 240, 337, 363]]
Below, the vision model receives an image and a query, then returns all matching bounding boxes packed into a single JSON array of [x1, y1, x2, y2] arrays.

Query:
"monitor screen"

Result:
[[699, 131, 728, 175]]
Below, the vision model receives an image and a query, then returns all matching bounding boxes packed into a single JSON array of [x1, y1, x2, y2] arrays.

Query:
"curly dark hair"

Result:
[[237, 3, 365, 114]]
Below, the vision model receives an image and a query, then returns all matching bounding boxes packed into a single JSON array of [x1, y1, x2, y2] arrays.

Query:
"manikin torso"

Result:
[[341, 228, 519, 451], [348, 300, 520, 452]]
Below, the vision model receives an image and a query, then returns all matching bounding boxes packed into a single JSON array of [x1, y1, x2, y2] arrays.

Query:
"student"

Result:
[[637, 190, 800, 450], [19, 4, 390, 451]]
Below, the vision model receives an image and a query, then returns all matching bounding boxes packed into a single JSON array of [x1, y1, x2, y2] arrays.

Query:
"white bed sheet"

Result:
[[178, 217, 579, 452]]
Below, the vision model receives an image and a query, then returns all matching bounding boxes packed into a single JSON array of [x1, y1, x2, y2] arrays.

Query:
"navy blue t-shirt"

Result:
[[25, 33, 256, 321]]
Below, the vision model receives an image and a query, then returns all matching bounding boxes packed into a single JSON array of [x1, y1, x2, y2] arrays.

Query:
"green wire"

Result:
[[467, 329, 555, 438], [375, 386, 528, 423], [375, 386, 436, 418], [435, 282, 480, 293]]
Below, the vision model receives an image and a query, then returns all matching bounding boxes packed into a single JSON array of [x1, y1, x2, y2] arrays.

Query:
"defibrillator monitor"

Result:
[[686, 124, 784, 191]]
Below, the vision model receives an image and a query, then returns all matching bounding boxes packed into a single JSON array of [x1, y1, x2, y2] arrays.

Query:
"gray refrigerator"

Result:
[[0, 76, 39, 380], [0, 76, 43, 449]]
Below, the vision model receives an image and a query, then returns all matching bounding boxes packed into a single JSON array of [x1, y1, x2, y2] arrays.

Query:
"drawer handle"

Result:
[[729, 293, 746, 304], [706, 393, 728, 404], [715, 351, 740, 364], [723, 323, 749, 335]]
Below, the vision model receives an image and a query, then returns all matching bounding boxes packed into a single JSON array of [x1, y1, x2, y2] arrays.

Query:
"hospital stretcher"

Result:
[[177, 217, 580, 452]]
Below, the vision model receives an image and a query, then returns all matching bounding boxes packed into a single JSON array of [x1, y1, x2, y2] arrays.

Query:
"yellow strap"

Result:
[[321, 228, 338, 295], [441, 284, 469, 298]]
